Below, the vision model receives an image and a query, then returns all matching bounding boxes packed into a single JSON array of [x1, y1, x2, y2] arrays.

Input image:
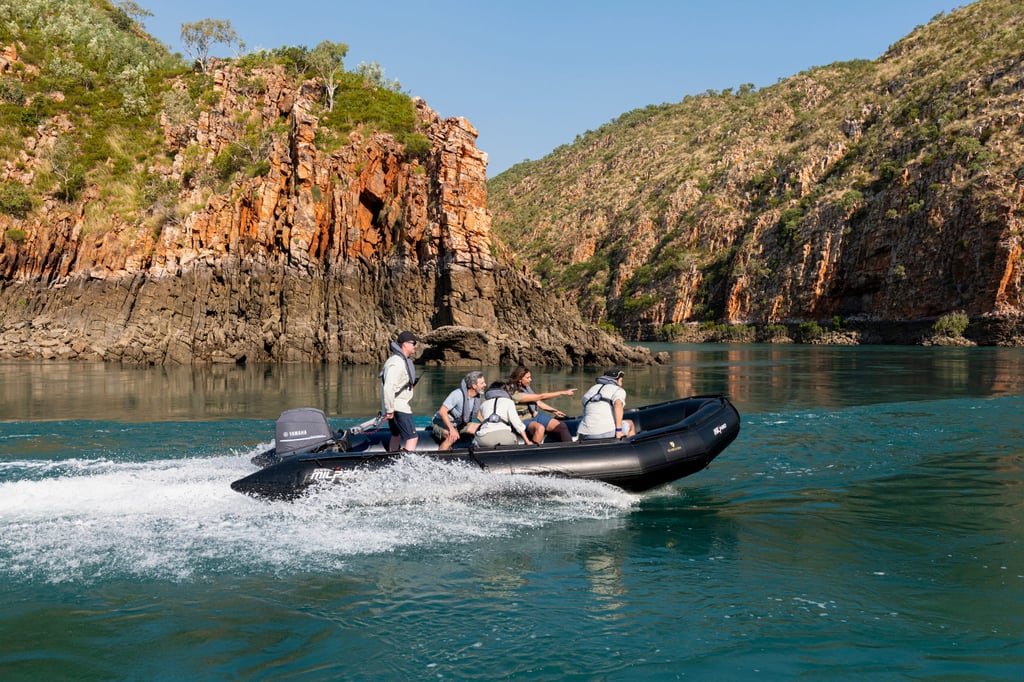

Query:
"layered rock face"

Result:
[[488, 0, 1024, 344], [0, 62, 651, 366]]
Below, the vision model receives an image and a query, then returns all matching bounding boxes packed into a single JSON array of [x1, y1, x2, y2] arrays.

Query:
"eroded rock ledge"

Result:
[[0, 59, 652, 366]]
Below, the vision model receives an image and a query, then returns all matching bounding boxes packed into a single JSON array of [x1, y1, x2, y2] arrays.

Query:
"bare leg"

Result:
[[438, 429, 458, 451], [547, 420, 572, 442]]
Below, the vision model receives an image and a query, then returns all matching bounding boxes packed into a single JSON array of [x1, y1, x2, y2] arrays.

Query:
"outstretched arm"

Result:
[[535, 400, 566, 418], [516, 388, 576, 403]]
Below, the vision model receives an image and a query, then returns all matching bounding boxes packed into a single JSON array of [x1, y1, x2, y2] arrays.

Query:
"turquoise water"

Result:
[[1, 345, 1023, 679]]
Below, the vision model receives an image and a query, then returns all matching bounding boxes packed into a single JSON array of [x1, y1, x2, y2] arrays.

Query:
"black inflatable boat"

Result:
[[230, 396, 741, 499]]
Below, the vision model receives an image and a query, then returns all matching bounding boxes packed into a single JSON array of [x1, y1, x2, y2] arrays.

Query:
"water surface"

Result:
[[1, 345, 1022, 679]]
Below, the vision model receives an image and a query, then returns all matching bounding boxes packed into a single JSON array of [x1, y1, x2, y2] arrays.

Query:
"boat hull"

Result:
[[231, 396, 740, 499]]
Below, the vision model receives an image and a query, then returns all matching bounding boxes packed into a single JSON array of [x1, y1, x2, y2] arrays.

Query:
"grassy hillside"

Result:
[[0, 0, 179, 213], [488, 0, 1024, 338], [0, 0, 425, 234]]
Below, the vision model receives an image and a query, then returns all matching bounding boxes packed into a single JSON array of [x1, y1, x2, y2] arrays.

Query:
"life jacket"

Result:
[[379, 341, 417, 398], [583, 376, 620, 413], [514, 385, 538, 418], [453, 378, 480, 427], [481, 388, 513, 426]]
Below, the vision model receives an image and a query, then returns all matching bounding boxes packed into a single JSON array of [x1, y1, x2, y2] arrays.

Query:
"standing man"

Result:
[[380, 330, 419, 452]]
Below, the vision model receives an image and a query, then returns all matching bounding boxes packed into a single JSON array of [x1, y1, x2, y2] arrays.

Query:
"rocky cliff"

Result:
[[0, 53, 652, 366], [488, 0, 1024, 345]]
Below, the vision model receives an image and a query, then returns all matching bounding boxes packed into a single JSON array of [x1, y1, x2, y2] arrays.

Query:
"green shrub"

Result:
[[954, 136, 982, 158], [237, 75, 268, 96], [18, 98, 47, 129], [54, 168, 86, 202], [212, 144, 246, 180], [878, 160, 901, 184], [839, 190, 863, 210], [777, 206, 804, 245], [141, 177, 180, 206], [5, 228, 28, 243], [0, 78, 25, 105], [402, 133, 431, 160], [933, 311, 969, 337], [658, 323, 683, 340], [322, 71, 418, 141], [246, 160, 271, 177], [623, 294, 658, 313], [0, 182, 32, 217], [725, 324, 755, 341], [161, 89, 196, 127], [797, 321, 823, 342]]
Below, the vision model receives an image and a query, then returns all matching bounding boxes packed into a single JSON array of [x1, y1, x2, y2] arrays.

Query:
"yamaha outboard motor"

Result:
[[274, 408, 335, 456]]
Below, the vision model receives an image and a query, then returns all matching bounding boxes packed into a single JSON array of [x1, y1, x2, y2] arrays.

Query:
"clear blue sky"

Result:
[[140, 0, 969, 176]]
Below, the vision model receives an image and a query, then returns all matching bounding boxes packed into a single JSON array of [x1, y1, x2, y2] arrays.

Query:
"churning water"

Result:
[[1, 346, 1022, 679]]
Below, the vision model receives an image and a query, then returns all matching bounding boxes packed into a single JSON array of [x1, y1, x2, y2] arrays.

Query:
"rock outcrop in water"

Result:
[[0, 54, 652, 367]]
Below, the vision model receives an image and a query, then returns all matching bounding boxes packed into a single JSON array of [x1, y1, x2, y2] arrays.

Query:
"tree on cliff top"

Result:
[[180, 19, 244, 73], [308, 40, 349, 111]]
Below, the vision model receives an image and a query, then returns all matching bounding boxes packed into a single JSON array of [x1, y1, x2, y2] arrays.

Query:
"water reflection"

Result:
[[1, 344, 1023, 422], [629, 344, 1024, 412]]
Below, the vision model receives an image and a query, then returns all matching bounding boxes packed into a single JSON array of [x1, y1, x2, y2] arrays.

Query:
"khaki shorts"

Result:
[[473, 429, 519, 448], [432, 415, 473, 443]]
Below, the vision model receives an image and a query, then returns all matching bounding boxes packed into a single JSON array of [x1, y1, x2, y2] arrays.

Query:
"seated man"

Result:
[[431, 371, 486, 450], [577, 368, 635, 440]]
